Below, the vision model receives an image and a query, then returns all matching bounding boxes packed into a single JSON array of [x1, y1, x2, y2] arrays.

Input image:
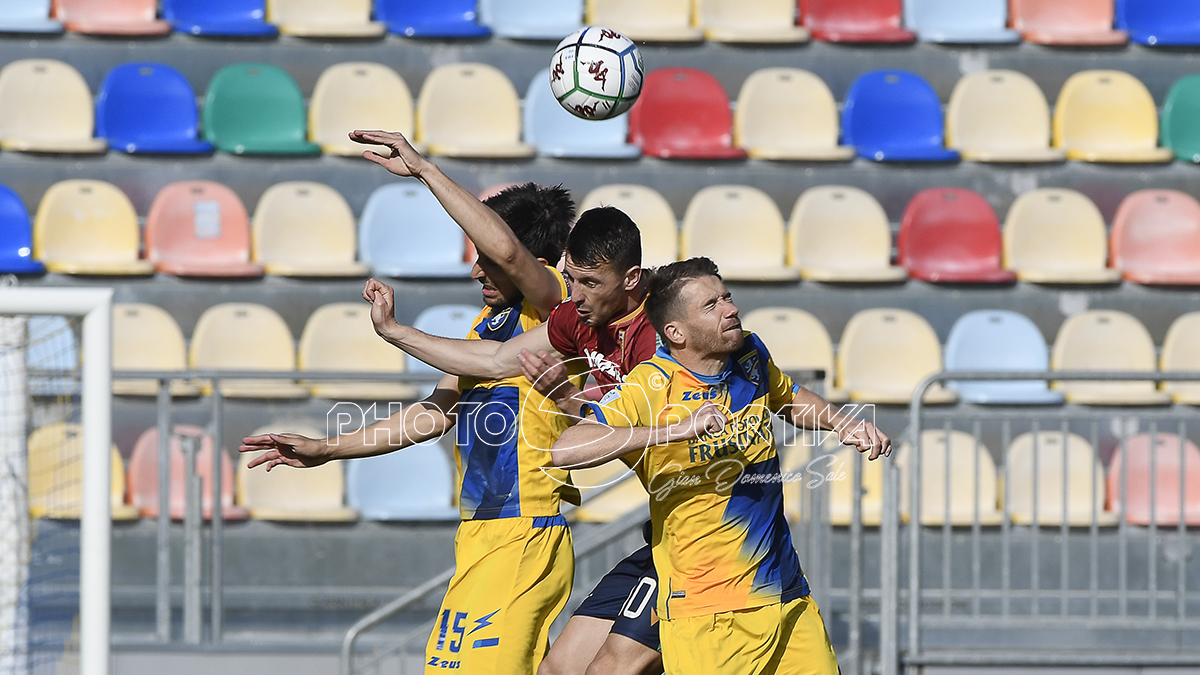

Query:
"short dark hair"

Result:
[[482, 183, 574, 266], [565, 207, 642, 273], [645, 257, 722, 338]]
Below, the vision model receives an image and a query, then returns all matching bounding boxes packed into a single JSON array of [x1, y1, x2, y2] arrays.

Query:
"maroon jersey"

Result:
[[546, 298, 657, 392]]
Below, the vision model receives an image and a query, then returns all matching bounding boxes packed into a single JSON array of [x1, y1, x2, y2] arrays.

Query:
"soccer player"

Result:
[[550, 257, 892, 675]]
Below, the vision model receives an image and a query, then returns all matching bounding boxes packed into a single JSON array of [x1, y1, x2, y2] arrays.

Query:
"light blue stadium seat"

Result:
[[0, 0, 63, 33], [944, 310, 1064, 405], [524, 68, 640, 159], [480, 0, 582, 39], [95, 63, 213, 155], [162, 0, 277, 36], [27, 316, 78, 397], [904, 0, 1021, 43], [408, 304, 482, 378], [841, 70, 960, 162], [0, 184, 43, 274], [375, 0, 490, 37], [1119, 0, 1200, 46], [359, 185, 476, 279], [346, 446, 460, 520]]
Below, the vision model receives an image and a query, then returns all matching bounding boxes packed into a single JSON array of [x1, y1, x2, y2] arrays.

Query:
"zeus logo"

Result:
[[681, 389, 719, 401]]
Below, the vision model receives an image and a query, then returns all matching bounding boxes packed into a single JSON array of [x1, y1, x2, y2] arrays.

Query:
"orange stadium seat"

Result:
[[680, 185, 798, 281], [127, 425, 249, 520], [734, 68, 854, 161], [1009, 0, 1128, 45], [1051, 310, 1171, 405], [629, 68, 746, 159], [1160, 312, 1200, 405], [1005, 431, 1116, 526], [1108, 433, 1200, 526], [188, 303, 309, 399], [836, 308, 957, 405], [1110, 190, 1200, 285], [238, 422, 359, 521], [1003, 188, 1120, 284], [266, 0, 384, 37], [251, 181, 369, 277], [585, 0, 703, 41], [800, 0, 915, 42], [741, 307, 843, 401], [578, 184, 678, 268], [298, 303, 419, 401], [112, 303, 200, 397], [787, 186, 907, 282], [898, 188, 1016, 283], [33, 180, 154, 275], [53, 0, 171, 35], [0, 59, 107, 153], [897, 429, 1003, 526], [144, 181, 263, 278], [27, 422, 139, 520], [416, 63, 534, 158], [309, 62, 416, 156], [946, 70, 1065, 163], [696, 0, 809, 43], [1052, 70, 1174, 163]]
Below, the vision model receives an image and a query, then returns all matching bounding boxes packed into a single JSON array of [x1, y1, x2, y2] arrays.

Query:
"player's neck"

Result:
[[670, 347, 729, 377]]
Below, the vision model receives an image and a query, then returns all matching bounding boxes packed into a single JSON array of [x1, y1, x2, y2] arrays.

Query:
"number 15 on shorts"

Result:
[[435, 608, 501, 652]]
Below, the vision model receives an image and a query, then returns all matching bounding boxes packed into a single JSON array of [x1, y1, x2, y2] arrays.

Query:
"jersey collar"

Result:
[[655, 345, 732, 385], [607, 296, 648, 329]]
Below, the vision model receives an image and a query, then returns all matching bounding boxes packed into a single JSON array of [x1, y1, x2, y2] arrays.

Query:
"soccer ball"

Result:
[[549, 27, 644, 121]]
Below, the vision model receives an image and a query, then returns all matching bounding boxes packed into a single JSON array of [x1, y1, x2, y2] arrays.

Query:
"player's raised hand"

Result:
[[239, 433, 330, 471], [519, 349, 571, 399], [350, 129, 428, 178], [669, 401, 728, 442], [839, 419, 892, 460], [363, 278, 399, 337]]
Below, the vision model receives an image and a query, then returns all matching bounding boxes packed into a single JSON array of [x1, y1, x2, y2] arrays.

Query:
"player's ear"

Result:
[[623, 266, 642, 291], [536, 257, 549, 266], [663, 320, 684, 347]]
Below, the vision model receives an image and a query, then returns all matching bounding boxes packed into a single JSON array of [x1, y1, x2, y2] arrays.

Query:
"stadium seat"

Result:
[[897, 429, 1003, 526], [112, 303, 200, 397], [571, 460, 647, 522], [409, 305, 482, 378], [26, 316, 78, 397], [586, 0, 702, 41], [238, 423, 358, 521], [1108, 433, 1200, 526], [524, 69, 640, 159], [741, 307, 843, 402], [161, 0, 277, 36], [1161, 312, 1200, 404], [943, 310, 1063, 405], [680, 186, 798, 282], [359, 184, 475, 278], [309, 63, 415, 157], [799, 0, 915, 42], [188, 303, 309, 398], [1118, 0, 1200, 46], [1161, 74, 1200, 163], [0, 0, 63, 33], [836, 308, 957, 405], [629, 68, 745, 159], [695, 0, 809, 42], [95, 63, 213, 155], [945, 70, 1065, 163], [299, 303, 419, 401], [266, 0, 383, 37], [53, 0, 171, 35], [374, 0, 490, 37], [144, 181, 264, 278], [1010, 0, 1127, 45], [841, 70, 959, 162], [898, 188, 1016, 283], [786, 186, 906, 282], [251, 181, 368, 277], [1006, 431, 1116, 526], [203, 63, 320, 156], [1050, 310, 1171, 405], [347, 444, 460, 520], [578, 185, 677, 267], [733, 68, 854, 161], [828, 444, 884, 525], [33, 180, 154, 275], [0, 184, 44, 274], [27, 423, 139, 520], [416, 64, 534, 158], [481, 0, 582, 39], [903, 0, 1019, 43], [1002, 188, 1121, 284], [1110, 190, 1200, 285], [128, 425, 249, 520], [0, 59, 106, 154], [1052, 70, 1173, 163]]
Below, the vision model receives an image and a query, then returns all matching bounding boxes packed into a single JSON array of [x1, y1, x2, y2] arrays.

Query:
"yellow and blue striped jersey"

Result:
[[586, 332, 809, 619]]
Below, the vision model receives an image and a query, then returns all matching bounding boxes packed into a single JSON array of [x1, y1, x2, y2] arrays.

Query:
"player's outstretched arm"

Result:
[[781, 387, 892, 461], [239, 374, 462, 471], [550, 402, 727, 469], [351, 129, 563, 319]]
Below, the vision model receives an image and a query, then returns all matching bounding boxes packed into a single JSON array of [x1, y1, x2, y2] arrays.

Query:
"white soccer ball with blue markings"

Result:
[[549, 27, 644, 121]]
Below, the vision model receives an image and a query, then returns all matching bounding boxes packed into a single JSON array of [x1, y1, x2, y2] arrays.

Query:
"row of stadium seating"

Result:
[[5, 0, 1200, 48], [7, 178, 1200, 286]]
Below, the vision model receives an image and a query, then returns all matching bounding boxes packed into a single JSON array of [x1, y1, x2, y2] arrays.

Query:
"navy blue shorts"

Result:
[[574, 543, 660, 651]]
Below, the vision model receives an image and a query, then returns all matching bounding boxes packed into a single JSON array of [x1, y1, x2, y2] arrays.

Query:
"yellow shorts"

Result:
[[660, 595, 839, 675], [424, 515, 574, 674]]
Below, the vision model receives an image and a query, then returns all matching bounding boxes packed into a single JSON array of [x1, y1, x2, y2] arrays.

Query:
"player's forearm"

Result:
[[416, 164, 526, 271], [785, 386, 856, 432], [551, 421, 676, 469], [378, 323, 513, 380], [325, 401, 452, 460]]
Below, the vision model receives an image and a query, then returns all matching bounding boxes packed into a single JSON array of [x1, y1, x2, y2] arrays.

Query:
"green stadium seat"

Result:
[[202, 63, 320, 156]]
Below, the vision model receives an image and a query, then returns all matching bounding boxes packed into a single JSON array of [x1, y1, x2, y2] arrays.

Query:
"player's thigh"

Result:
[[584, 633, 662, 675], [771, 596, 840, 675], [539, 615, 613, 675]]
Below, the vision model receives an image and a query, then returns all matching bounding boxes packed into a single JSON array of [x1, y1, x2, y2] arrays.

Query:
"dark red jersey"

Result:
[[546, 298, 657, 392]]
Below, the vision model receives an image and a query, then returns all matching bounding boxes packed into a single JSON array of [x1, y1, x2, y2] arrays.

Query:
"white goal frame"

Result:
[[1, 287, 112, 675]]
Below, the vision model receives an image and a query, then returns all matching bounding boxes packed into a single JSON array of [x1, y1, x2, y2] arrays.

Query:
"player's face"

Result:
[[563, 254, 634, 327], [675, 276, 743, 355], [472, 253, 521, 308]]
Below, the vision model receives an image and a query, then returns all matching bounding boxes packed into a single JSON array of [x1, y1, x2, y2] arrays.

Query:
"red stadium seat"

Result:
[[628, 68, 745, 159], [127, 425, 249, 520], [1107, 433, 1200, 526], [800, 0, 916, 43], [898, 188, 1016, 283], [145, 180, 263, 278], [1110, 189, 1200, 285], [53, 0, 171, 35]]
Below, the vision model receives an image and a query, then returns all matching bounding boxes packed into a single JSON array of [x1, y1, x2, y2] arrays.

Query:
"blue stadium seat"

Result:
[[0, 184, 43, 274], [480, 0, 582, 39], [346, 447, 460, 520], [944, 310, 1064, 405], [1119, 0, 1200, 46], [375, 0, 490, 37], [161, 0, 277, 36], [523, 68, 640, 159], [409, 303, 481, 397], [358, 184, 476, 278], [95, 63, 213, 155], [904, 0, 1020, 43], [26, 316, 77, 397], [841, 70, 960, 162], [0, 0, 63, 33]]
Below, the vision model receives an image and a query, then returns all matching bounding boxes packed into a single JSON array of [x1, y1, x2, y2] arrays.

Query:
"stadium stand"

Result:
[[111, 302, 200, 397], [836, 308, 957, 404], [0, 184, 43, 274], [943, 310, 1064, 405], [841, 70, 959, 162], [33, 180, 154, 275], [160, 0, 277, 36], [1009, 0, 1128, 45], [741, 306, 843, 402], [733, 68, 854, 161], [799, 0, 915, 42], [897, 188, 1016, 283], [407, 305, 482, 379], [416, 63, 534, 158], [358, 184, 475, 278], [25, 315, 78, 397], [945, 70, 1064, 163], [1002, 188, 1121, 284], [250, 181, 369, 277], [265, 0, 384, 38], [1161, 312, 1200, 405], [0, 0, 62, 33], [188, 303, 310, 398], [1110, 189, 1200, 285], [1118, 0, 1200, 47], [523, 68, 640, 159], [903, 0, 1020, 44], [144, 181, 263, 278], [578, 184, 678, 267], [1107, 432, 1200, 526], [203, 63, 320, 155], [95, 62, 213, 154], [1052, 70, 1174, 163], [0, 59, 106, 153], [897, 429, 1003, 525], [374, 0, 491, 37], [629, 67, 744, 159], [308, 62, 416, 156], [680, 185, 798, 281], [480, 0, 583, 40], [1162, 74, 1200, 163], [787, 186, 906, 282], [1005, 431, 1116, 526], [27, 422, 139, 520], [128, 425, 249, 520], [828, 444, 884, 525], [585, 0, 702, 42], [298, 303, 419, 401], [694, 0, 810, 43], [1050, 310, 1171, 405], [346, 445, 460, 520], [53, 0, 171, 35], [237, 423, 359, 522]]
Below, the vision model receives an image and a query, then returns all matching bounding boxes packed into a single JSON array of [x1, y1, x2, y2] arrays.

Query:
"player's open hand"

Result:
[[519, 349, 571, 399], [839, 419, 892, 461], [350, 129, 427, 178], [669, 401, 728, 442], [363, 278, 399, 337], [239, 433, 330, 471]]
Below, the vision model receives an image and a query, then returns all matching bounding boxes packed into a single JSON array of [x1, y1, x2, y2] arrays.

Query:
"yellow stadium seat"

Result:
[[571, 459, 647, 522], [112, 303, 200, 397], [680, 185, 799, 281], [1004, 431, 1117, 526], [237, 423, 358, 521], [836, 308, 957, 405], [266, 0, 383, 37], [696, 0, 809, 42], [189, 303, 309, 399], [1052, 70, 1174, 163], [827, 444, 884, 526], [416, 63, 534, 158], [33, 180, 155, 275], [579, 184, 678, 268], [741, 307, 844, 402], [946, 70, 1065, 163], [298, 303, 419, 401], [1002, 188, 1121, 284], [1051, 310, 1170, 405], [251, 181, 369, 277], [1160, 312, 1200, 404], [586, 0, 702, 41], [780, 439, 812, 523], [309, 63, 415, 156], [897, 429, 1002, 526], [787, 186, 907, 282], [734, 68, 853, 161], [27, 422, 139, 520], [0, 59, 106, 153]]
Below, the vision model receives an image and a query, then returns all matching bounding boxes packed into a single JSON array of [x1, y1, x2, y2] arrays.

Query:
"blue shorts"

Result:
[[574, 543, 660, 651]]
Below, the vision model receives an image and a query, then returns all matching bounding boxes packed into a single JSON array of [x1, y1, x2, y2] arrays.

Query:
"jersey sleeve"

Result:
[[545, 302, 579, 357], [582, 362, 658, 428]]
